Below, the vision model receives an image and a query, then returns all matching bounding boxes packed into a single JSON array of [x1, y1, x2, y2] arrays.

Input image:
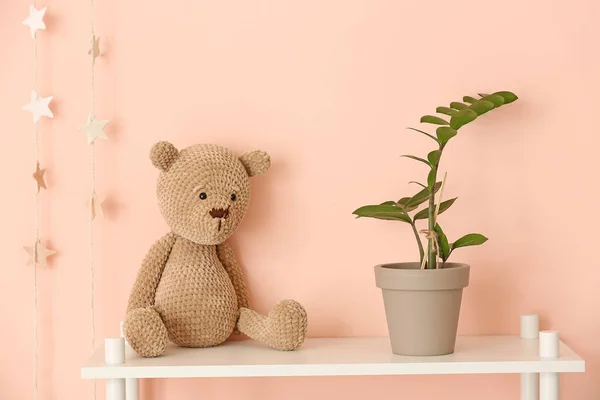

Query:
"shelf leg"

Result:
[[126, 378, 139, 400], [105, 337, 126, 400], [540, 373, 559, 400], [121, 321, 141, 400], [539, 331, 560, 400], [522, 373, 539, 400], [520, 315, 539, 400]]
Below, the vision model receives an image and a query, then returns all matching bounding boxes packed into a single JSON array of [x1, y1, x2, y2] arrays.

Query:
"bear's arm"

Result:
[[126, 232, 178, 314], [216, 242, 249, 309]]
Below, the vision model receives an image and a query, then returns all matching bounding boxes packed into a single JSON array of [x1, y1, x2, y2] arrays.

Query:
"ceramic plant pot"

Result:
[[374, 262, 470, 356]]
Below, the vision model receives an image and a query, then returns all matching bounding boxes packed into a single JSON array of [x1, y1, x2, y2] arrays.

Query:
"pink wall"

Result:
[[1, 0, 598, 398]]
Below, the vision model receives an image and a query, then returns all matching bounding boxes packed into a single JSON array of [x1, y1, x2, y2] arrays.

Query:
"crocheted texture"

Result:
[[156, 143, 258, 246], [239, 300, 308, 351], [123, 307, 169, 357], [217, 242, 249, 335], [150, 141, 179, 172], [124, 142, 307, 357], [155, 238, 238, 347], [126, 232, 177, 312], [239, 150, 270, 176]]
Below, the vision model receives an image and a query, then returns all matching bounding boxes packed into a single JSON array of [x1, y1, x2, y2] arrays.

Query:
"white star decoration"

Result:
[[22, 5, 47, 38], [22, 90, 54, 124], [24, 240, 56, 267], [79, 114, 108, 144]]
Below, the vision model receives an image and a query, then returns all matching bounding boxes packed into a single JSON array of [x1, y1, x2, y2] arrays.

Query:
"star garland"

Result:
[[79, 114, 108, 145], [22, 90, 54, 123], [22, 5, 46, 38], [22, 3, 54, 400], [33, 162, 47, 192], [86, 192, 106, 220], [24, 241, 56, 267], [84, 1, 109, 399]]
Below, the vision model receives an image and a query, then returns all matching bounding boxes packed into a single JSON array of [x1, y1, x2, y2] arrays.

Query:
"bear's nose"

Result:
[[209, 207, 229, 219]]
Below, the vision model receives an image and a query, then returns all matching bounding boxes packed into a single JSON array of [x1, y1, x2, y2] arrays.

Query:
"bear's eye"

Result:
[[230, 193, 237, 201], [199, 192, 207, 200]]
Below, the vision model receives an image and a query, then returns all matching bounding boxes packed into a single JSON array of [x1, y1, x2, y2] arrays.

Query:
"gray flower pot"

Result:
[[374, 262, 470, 356]]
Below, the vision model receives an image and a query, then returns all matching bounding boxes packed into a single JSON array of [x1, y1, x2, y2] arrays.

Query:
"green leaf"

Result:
[[482, 94, 504, 107], [437, 197, 457, 215], [450, 102, 468, 110], [394, 197, 417, 213], [427, 150, 441, 166], [409, 181, 427, 189], [436, 107, 457, 116], [427, 168, 436, 188], [451, 233, 488, 250], [352, 205, 412, 223], [469, 100, 495, 116], [379, 201, 397, 206], [492, 91, 518, 104], [413, 197, 457, 220], [396, 197, 411, 206], [463, 96, 478, 104], [420, 115, 449, 125], [450, 109, 478, 130], [478, 93, 490, 98], [406, 182, 442, 208], [436, 126, 457, 146], [434, 224, 450, 262], [412, 207, 429, 221], [400, 154, 430, 167], [406, 127, 438, 142], [396, 197, 419, 212]]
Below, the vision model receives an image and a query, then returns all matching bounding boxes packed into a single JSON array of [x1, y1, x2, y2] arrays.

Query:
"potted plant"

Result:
[[353, 91, 518, 356]]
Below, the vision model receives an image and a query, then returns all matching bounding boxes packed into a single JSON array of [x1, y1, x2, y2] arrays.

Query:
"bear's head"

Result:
[[150, 141, 270, 245]]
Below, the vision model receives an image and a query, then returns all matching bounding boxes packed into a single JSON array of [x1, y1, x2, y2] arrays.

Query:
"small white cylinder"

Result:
[[540, 372, 559, 400], [126, 378, 140, 400], [105, 338, 126, 364], [520, 314, 539, 339], [105, 337, 126, 400], [539, 331, 559, 358], [521, 373, 539, 400]]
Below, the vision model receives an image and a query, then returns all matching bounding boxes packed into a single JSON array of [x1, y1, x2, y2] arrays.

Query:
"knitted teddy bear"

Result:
[[123, 141, 308, 357]]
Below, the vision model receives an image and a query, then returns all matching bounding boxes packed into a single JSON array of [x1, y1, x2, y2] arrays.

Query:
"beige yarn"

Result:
[[123, 142, 307, 357], [239, 300, 308, 351], [150, 141, 179, 172]]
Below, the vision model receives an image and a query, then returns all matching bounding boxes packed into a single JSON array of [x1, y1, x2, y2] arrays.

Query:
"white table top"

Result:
[[81, 336, 585, 379]]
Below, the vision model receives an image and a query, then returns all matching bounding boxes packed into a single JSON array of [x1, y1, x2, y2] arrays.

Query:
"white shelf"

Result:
[[81, 335, 584, 379]]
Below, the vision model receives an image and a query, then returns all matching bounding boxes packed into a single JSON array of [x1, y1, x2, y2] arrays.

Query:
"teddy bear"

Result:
[[123, 141, 308, 357]]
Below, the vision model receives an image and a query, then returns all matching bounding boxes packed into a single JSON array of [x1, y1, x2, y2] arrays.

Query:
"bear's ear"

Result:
[[150, 141, 180, 172], [239, 150, 270, 177]]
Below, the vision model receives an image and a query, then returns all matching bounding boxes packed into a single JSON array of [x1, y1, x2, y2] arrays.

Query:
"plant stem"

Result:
[[427, 167, 438, 269], [410, 221, 425, 264]]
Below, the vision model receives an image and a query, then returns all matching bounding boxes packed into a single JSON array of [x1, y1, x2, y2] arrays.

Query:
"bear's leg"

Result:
[[238, 300, 307, 351], [123, 307, 169, 357]]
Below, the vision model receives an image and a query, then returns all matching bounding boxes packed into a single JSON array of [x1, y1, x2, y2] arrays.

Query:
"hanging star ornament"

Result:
[[22, 5, 47, 38], [86, 192, 106, 220], [79, 114, 108, 144], [22, 90, 54, 124], [24, 240, 56, 267], [33, 162, 47, 192], [88, 35, 101, 62]]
